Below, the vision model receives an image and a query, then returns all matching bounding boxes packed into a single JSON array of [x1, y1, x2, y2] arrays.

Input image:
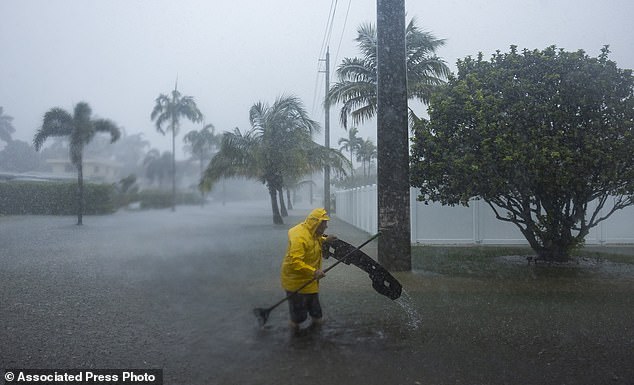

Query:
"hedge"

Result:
[[0, 181, 116, 215]]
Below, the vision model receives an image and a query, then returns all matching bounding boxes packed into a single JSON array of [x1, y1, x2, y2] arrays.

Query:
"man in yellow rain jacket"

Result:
[[281, 208, 336, 330]]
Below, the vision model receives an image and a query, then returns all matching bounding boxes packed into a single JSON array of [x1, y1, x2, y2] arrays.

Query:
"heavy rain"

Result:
[[1, 1, 634, 385]]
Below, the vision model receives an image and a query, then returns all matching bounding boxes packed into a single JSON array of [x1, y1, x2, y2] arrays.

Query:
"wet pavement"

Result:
[[1, 201, 633, 385]]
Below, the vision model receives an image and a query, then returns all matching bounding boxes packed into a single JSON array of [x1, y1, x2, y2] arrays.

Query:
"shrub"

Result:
[[0, 181, 115, 215]]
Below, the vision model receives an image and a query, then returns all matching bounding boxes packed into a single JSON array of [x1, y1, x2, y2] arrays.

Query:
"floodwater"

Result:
[[1, 201, 632, 385]]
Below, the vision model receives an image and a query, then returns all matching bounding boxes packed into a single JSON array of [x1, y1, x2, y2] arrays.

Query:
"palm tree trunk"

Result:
[[268, 184, 283, 224], [278, 188, 288, 217], [222, 179, 226, 206], [199, 155, 205, 207], [77, 159, 84, 225], [286, 188, 293, 210], [377, 0, 410, 271], [350, 149, 354, 177], [171, 127, 176, 212]]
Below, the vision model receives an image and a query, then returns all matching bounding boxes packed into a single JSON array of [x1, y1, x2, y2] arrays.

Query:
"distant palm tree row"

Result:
[[337, 126, 377, 180], [25, 17, 447, 227]]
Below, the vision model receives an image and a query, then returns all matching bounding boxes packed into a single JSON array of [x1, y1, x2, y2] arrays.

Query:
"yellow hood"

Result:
[[303, 207, 330, 235]]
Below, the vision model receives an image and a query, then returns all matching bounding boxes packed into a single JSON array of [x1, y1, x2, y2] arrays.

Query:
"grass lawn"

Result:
[[391, 244, 634, 384]]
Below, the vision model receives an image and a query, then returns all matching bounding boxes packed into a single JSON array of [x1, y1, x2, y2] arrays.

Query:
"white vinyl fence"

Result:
[[335, 185, 634, 245]]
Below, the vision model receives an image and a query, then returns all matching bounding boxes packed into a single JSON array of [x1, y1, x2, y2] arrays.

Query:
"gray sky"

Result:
[[1, 0, 633, 160]]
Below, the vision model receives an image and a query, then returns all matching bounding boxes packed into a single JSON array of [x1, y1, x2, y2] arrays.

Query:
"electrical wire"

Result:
[[312, 0, 339, 114], [333, 0, 352, 72]]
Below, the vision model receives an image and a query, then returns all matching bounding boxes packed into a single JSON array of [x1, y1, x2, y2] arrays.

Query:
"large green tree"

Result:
[[202, 96, 347, 224], [151, 85, 203, 211], [33, 102, 120, 225], [411, 46, 634, 261], [326, 17, 450, 128]]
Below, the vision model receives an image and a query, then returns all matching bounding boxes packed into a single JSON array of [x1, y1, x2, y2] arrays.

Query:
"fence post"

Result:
[[410, 187, 418, 244]]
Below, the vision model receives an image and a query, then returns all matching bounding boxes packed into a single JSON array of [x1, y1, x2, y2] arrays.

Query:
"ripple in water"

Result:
[[395, 290, 422, 330]]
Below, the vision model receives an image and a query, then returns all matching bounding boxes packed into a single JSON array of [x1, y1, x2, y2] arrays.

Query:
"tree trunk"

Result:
[[278, 188, 288, 217], [286, 188, 293, 210], [199, 155, 205, 207], [77, 160, 84, 226], [517, 215, 580, 262], [171, 127, 176, 212], [350, 149, 354, 178], [222, 179, 226, 206], [268, 185, 283, 224], [376, 0, 411, 271]]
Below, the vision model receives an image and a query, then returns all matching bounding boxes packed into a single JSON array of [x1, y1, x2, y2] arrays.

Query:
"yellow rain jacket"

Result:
[[280, 208, 330, 294]]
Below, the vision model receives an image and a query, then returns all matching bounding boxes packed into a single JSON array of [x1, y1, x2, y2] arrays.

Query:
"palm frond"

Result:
[[93, 119, 121, 143], [33, 108, 74, 150], [328, 17, 451, 128]]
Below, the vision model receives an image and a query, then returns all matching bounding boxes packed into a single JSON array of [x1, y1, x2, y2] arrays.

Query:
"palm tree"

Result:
[[184, 123, 220, 204], [326, 17, 450, 128], [202, 95, 347, 224], [356, 137, 377, 179], [338, 126, 363, 177], [0, 106, 15, 143], [33, 102, 120, 225], [150, 84, 203, 211]]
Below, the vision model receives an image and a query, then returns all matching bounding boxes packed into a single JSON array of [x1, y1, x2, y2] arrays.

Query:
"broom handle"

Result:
[[268, 232, 381, 311]]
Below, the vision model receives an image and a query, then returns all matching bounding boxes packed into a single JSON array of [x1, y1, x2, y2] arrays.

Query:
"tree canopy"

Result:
[[410, 46, 634, 260], [326, 17, 450, 128], [201, 95, 348, 224], [151, 86, 203, 211], [33, 102, 120, 225]]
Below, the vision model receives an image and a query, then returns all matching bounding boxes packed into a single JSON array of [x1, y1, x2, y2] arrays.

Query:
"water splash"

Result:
[[395, 290, 422, 330]]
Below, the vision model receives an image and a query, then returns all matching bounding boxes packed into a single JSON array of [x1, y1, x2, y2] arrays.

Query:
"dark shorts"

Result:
[[286, 291, 322, 324]]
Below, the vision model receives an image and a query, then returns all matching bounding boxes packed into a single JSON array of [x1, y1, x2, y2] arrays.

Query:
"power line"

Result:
[[333, 0, 353, 71], [312, 0, 339, 115]]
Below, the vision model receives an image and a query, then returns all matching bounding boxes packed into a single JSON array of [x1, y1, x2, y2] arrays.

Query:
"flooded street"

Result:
[[1, 202, 633, 384]]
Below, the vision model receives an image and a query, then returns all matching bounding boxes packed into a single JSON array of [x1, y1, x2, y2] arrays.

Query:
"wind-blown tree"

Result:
[[326, 17, 450, 128], [143, 149, 172, 188], [411, 45, 634, 261], [33, 102, 120, 225], [0, 106, 15, 143], [184, 124, 220, 185], [151, 85, 203, 211], [338, 126, 363, 177], [201, 96, 347, 224]]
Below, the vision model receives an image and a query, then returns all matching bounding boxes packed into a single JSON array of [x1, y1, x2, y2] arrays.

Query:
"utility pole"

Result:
[[376, 0, 411, 271], [319, 47, 331, 213]]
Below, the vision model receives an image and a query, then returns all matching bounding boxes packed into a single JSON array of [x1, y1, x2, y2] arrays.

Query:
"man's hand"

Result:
[[314, 269, 326, 280], [324, 234, 338, 244]]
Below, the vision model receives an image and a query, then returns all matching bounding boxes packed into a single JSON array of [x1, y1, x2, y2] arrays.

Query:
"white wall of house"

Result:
[[46, 159, 121, 183], [335, 185, 634, 245]]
